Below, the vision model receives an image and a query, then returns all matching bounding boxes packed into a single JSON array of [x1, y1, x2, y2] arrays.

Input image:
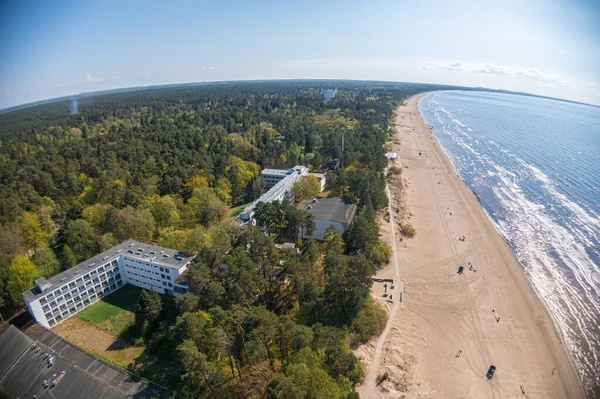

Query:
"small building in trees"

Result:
[[299, 198, 357, 241], [323, 89, 336, 102], [385, 152, 397, 161], [21, 240, 195, 329]]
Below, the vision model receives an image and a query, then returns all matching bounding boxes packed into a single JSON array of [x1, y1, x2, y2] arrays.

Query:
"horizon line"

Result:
[[1, 79, 599, 114]]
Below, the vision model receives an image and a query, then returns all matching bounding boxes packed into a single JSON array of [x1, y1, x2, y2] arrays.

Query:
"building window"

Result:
[[50, 301, 57, 308], [69, 307, 76, 313], [45, 312, 52, 319], [159, 267, 164, 272], [64, 292, 72, 299], [47, 293, 54, 300], [84, 274, 91, 281], [42, 304, 50, 312], [162, 282, 167, 286], [61, 286, 69, 292], [166, 275, 171, 281], [56, 315, 63, 321], [49, 319, 56, 326], [160, 274, 165, 279], [40, 297, 47, 304], [66, 299, 74, 306], [117, 280, 123, 287], [168, 283, 172, 287], [69, 282, 76, 289], [91, 270, 97, 276], [83, 299, 90, 305]]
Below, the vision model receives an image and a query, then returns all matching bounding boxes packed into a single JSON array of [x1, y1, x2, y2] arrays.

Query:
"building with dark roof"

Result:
[[0, 324, 173, 399], [299, 197, 357, 240], [22, 240, 195, 329]]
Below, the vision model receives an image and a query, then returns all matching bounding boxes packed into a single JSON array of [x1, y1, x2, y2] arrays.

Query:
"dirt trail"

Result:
[[362, 184, 402, 399]]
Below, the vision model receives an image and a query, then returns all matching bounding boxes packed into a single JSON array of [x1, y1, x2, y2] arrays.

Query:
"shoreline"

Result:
[[358, 92, 584, 398]]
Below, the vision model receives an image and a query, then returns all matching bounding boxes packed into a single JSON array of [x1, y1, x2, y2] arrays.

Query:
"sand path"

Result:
[[358, 93, 583, 398], [363, 184, 403, 398]]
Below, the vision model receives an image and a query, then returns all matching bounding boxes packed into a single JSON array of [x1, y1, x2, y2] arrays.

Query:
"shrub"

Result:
[[400, 224, 416, 238], [389, 166, 402, 175]]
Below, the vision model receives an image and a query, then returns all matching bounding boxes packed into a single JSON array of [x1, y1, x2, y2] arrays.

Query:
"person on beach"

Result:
[[456, 349, 462, 358]]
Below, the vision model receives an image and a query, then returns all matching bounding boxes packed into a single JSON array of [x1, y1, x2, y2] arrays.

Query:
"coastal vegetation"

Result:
[[0, 81, 432, 396], [400, 223, 417, 239]]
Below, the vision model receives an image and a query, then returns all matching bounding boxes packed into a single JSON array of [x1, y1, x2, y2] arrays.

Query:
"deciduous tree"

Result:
[[8, 255, 36, 303]]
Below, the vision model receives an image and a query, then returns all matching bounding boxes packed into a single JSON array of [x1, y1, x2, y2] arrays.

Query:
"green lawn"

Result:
[[77, 285, 142, 335], [229, 201, 254, 218]]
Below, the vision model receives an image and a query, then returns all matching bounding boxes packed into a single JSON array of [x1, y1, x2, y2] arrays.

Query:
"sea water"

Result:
[[419, 91, 600, 396]]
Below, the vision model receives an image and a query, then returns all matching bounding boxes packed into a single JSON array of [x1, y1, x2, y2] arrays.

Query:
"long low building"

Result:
[[239, 165, 309, 222], [22, 240, 195, 329]]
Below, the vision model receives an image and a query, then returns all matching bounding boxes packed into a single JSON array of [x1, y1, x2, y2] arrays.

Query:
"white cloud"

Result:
[[57, 74, 117, 87], [437, 61, 567, 86], [449, 61, 462, 70], [283, 59, 327, 63], [474, 65, 510, 75], [515, 69, 566, 85], [200, 66, 215, 71]]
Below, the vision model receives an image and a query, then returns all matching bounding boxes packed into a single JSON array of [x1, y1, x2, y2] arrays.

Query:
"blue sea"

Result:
[[419, 91, 600, 396]]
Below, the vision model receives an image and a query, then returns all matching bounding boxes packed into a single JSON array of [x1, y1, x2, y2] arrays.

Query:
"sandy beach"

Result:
[[357, 93, 584, 398]]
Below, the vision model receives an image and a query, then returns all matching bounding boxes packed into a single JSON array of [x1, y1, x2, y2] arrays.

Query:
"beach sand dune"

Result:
[[358, 94, 583, 398]]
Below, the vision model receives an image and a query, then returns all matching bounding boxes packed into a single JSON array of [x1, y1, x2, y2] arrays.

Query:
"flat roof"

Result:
[[300, 197, 357, 225], [0, 325, 172, 399], [261, 168, 289, 176], [23, 240, 195, 302]]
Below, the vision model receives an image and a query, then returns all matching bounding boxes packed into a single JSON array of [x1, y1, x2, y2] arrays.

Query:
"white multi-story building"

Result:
[[239, 165, 309, 222], [261, 168, 293, 189], [22, 240, 195, 329]]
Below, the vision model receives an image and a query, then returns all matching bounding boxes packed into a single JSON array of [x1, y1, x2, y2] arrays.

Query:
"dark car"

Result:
[[457, 266, 464, 274], [486, 365, 496, 379]]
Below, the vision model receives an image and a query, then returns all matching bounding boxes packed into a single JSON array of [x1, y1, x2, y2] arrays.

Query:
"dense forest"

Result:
[[0, 81, 439, 397]]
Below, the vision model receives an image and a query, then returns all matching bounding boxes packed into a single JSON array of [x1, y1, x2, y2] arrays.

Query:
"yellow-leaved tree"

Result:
[[8, 255, 37, 303]]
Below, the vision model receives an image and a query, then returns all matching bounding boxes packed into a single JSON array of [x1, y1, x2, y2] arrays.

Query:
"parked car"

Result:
[[486, 365, 496, 379], [457, 266, 464, 275]]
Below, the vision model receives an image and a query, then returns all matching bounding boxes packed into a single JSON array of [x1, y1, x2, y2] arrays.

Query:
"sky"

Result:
[[1, 0, 599, 109]]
